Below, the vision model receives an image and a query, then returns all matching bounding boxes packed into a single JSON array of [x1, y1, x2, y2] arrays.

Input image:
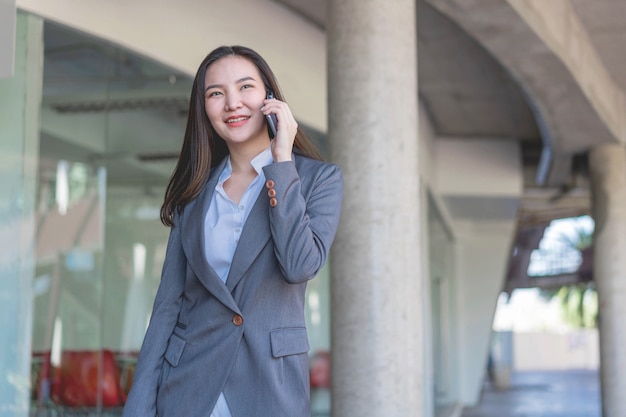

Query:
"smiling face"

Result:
[[204, 55, 270, 151]]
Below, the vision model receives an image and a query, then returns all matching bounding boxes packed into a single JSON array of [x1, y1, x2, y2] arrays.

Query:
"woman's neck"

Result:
[[228, 140, 270, 174]]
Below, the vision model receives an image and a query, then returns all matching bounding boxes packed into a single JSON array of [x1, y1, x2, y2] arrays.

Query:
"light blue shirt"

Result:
[[204, 146, 273, 416], [204, 146, 273, 282]]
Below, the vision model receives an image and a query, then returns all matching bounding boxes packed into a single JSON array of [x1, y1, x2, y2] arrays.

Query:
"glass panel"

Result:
[[32, 152, 107, 408], [31, 21, 190, 415], [0, 12, 42, 415], [428, 194, 456, 413], [306, 264, 331, 416]]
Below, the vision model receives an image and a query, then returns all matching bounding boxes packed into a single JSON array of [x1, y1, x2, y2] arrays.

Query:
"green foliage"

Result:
[[532, 216, 597, 328], [553, 284, 598, 329], [557, 217, 593, 251]]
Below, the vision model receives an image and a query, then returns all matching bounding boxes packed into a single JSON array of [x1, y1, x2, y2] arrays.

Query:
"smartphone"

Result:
[[265, 91, 278, 139]]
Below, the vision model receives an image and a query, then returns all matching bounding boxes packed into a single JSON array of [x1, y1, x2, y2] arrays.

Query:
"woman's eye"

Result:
[[207, 91, 222, 98], [241, 84, 252, 90]]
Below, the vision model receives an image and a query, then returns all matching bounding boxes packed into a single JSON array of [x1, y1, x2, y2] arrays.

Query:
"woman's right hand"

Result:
[[262, 97, 297, 162]]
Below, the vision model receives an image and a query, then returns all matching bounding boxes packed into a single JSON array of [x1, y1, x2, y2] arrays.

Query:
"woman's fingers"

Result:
[[263, 99, 297, 161]]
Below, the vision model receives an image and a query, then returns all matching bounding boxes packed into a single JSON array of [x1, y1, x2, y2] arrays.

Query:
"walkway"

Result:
[[461, 369, 601, 417]]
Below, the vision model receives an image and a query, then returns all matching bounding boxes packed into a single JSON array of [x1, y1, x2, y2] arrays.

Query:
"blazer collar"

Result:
[[226, 186, 270, 291], [180, 158, 239, 313]]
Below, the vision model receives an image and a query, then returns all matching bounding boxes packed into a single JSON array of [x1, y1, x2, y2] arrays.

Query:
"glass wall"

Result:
[[428, 195, 457, 414], [29, 20, 332, 416], [1, 12, 43, 415], [31, 21, 190, 414]]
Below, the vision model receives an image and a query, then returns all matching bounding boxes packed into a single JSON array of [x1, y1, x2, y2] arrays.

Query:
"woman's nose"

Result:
[[224, 92, 242, 111]]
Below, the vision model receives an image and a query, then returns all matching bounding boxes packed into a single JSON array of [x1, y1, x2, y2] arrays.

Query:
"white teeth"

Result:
[[227, 117, 248, 123]]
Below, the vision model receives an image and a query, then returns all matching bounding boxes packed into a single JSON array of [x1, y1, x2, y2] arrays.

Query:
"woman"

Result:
[[122, 45, 343, 417]]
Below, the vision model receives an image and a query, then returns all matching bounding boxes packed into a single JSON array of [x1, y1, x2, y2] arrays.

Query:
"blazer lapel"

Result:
[[226, 186, 271, 291], [180, 158, 240, 314]]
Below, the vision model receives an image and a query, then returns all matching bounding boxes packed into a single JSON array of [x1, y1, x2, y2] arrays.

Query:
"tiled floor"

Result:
[[461, 369, 601, 417]]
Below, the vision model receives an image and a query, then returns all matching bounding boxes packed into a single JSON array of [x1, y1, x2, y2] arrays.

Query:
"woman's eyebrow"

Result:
[[205, 76, 257, 92]]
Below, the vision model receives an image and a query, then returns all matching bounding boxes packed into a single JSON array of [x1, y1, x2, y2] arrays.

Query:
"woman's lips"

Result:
[[225, 116, 250, 126]]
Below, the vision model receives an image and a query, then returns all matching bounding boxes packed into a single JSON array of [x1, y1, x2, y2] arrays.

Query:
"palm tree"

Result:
[[540, 216, 597, 328]]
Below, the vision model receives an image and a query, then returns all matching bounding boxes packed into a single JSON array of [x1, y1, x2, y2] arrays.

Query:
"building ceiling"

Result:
[[278, 0, 541, 141], [570, 0, 626, 90]]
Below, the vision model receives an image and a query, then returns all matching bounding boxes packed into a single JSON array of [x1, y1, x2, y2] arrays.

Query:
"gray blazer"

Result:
[[122, 154, 343, 417]]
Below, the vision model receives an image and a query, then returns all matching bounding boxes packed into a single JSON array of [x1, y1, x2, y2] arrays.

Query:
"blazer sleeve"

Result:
[[262, 160, 343, 283], [122, 216, 186, 417]]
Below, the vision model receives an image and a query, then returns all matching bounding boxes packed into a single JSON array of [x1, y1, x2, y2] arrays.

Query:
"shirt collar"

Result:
[[250, 146, 273, 175], [219, 146, 273, 184]]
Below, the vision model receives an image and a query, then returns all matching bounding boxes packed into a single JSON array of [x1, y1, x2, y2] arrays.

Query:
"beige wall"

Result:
[[514, 330, 599, 371]]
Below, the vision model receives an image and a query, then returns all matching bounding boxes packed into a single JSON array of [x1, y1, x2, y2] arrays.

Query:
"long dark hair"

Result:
[[160, 45, 322, 226]]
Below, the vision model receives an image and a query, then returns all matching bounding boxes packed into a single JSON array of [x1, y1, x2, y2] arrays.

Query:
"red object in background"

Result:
[[310, 350, 331, 388], [51, 350, 126, 407]]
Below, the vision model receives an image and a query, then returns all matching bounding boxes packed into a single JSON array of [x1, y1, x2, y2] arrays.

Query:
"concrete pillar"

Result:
[[588, 144, 626, 417], [328, 1, 423, 416], [455, 223, 517, 404], [0, 12, 43, 416]]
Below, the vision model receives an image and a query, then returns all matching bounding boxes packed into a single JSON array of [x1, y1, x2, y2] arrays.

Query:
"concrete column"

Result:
[[589, 143, 626, 417], [455, 223, 517, 404], [0, 12, 43, 416], [328, 1, 423, 416]]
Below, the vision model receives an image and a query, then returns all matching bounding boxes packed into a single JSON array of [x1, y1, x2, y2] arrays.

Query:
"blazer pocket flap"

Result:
[[270, 327, 310, 358], [164, 333, 186, 367]]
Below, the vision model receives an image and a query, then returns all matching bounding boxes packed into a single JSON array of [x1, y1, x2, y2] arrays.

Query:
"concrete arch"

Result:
[[426, 0, 626, 153]]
